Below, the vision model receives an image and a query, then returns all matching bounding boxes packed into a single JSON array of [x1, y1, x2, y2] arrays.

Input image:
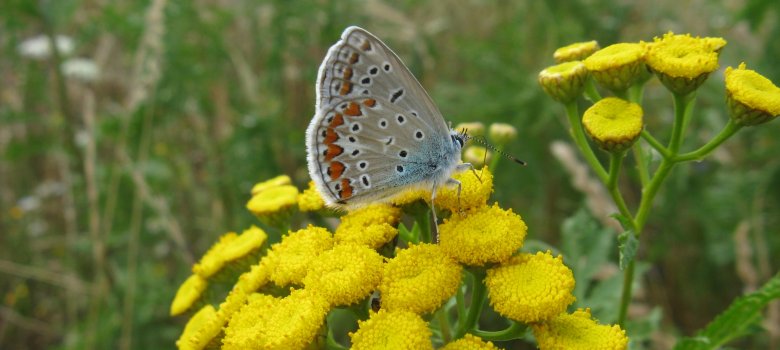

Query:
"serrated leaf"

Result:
[[618, 230, 638, 271], [674, 272, 780, 350], [610, 213, 635, 232]]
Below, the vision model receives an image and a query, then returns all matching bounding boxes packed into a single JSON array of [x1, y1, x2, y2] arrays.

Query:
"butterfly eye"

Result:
[[452, 135, 464, 148]]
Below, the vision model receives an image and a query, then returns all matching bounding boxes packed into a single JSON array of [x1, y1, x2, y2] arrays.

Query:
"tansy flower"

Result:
[[176, 305, 221, 350], [222, 289, 330, 350], [439, 203, 527, 266], [442, 334, 500, 350], [485, 251, 576, 323], [264, 225, 334, 287], [463, 146, 492, 168], [554, 40, 600, 62], [645, 32, 725, 95], [334, 203, 402, 248], [170, 274, 208, 316], [297, 181, 326, 212], [379, 243, 462, 314], [532, 308, 628, 350], [303, 244, 384, 306], [220, 225, 267, 263], [432, 166, 493, 212], [539, 61, 589, 103], [233, 259, 272, 294], [488, 123, 518, 145], [246, 184, 298, 227], [390, 187, 429, 206], [582, 97, 643, 152], [725, 63, 780, 126], [187, 286, 253, 349], [583, 43, 648, 93], [192, 232, 239, 278], [349, 309, 434, 350], [250, 174, 292, 195]]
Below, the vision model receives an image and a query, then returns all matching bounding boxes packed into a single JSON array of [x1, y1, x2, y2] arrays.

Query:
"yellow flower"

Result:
[[222, 289, 330, 350], [250, 174, 292, 195], [335, 203, 402, 248], [582, 97, 643, 152], [246, 185, 299, 226], [455, 122, 486, 139], [379, 243, 462, 314], [539, 61, 589, 103], [304, 244, 384, 307], [170, 274, 208, 316], [485, 251, 576, 323], [583, 43, 647, 93], [439, 203, 527, 266], [434, 166, 493, 212], [297, 181, 326, 212], [192, 232, 238, 278], [463, 146, 492, 168], [349, 309, 434, 350], [725, 63, 780, 126], [554, 40, 600, 62], [645, 32, 724, 95], [390, 187, 429, 206], [176, 305, 221, 350], [442, 334, 500, 350], [488, 123, 518, 145], [233, 259, 272, 294], [532, 308, 628, 350], [220, 225, 267, 262], [265, 225, 334, 287]]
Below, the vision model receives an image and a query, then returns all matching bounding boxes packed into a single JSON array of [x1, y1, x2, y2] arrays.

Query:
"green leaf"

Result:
[[674, 272, 780, 350], [617, 230, 638, 271]]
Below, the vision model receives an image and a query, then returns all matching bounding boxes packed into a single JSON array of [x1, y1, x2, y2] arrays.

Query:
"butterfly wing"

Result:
[[306, 26, 458, 207]]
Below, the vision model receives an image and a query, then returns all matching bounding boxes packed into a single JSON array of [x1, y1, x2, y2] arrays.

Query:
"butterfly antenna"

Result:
[[463, 132, 527, 166]]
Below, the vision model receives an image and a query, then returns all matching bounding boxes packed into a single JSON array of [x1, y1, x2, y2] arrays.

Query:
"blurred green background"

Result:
[[1, 0, 779, 348]]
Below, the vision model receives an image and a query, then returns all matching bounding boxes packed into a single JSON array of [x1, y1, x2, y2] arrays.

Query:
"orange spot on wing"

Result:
[[330, 113, 344, 127], [363, 98, 376, 107], [339, 178, 353, 199], [324, 128, 339, 144], [344, 102, 362, 116], [361, 40, 372, 51], [325, 144, 343, 161], [339, 81, 353, 95], [343, 67, 353, 80], [329, 161, 345, 180], [349, 52, 359, 64]]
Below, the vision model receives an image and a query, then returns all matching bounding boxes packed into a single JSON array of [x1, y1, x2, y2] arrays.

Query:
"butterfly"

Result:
[[306, 26, 470, 213]]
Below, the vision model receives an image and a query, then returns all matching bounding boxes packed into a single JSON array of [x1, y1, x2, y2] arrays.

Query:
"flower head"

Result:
[[349, 309, 434, 350], [250, 175, 292, 195], [304, 244, 384, 306], [442, 334, 500, 350], [246, 185, 299, 226], [335, 204, 402, 248], [379, 243, 463, 314], [233, 259, 272, 294], [485, 251, 576, 323], [554, 41, 600, 62], [646, 32, 725, 95], [176, 305, 221, 350], [583, 43, 648, 93], [539, 61, 589, 103], [265, 225, 334, 287], [222, 289, 330, 350], [439, 203, 527, 266], [297, 181, 326, 212], [192, 232, 239, 278], [220, 225, 267, 262], [582, 97, 643, 152], [488, 123, 518, 145], [171, 274, 208, 316], [434, 166, 494, 212], [725, 63, 780, 126], [532, 308, 628, 350]]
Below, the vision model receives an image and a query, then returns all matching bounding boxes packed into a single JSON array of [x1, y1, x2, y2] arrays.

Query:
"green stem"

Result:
[[635, 159, 673, 232], [564, 102, 608, 182], [436, 308, 452, 343], [628, 84, 645, 104], [612, 88, 629, 100], [455, 269, 487, 339], [632, 145, 650, 187], [617, 259, 636, 326], [456, 284, 466, 324], [675, 120, 742, 162], [668, 92, 695, 153], [325, 327, 348, 350], [584, 78, 602, 102], [472, 321, 527, 341], [640, 130, 671, 159], [607, 151, 634, 228]]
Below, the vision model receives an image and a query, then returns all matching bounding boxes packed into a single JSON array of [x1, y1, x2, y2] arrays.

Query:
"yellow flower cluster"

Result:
[[264, 225, 334, 287], [645, 32, 724, 95], [442, 334, 500, 350], [532, 308, 628, 350], [335, 203, 402, 248], [725, 63, 780, 126], [350, 309, 434, 350], [584, 42, 647, 93], [439, 203, 527, 266], [582, 97, 644, 152], [303, 243, 384, 306]]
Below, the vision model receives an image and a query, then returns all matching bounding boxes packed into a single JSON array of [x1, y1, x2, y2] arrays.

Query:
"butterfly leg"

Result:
[[445, 177, 466, 216], [430, 182, 440, 243]]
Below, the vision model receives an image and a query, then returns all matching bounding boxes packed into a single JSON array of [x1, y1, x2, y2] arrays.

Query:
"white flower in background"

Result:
[[17, 34, 74, 60], [62, 58, 99, 82]]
